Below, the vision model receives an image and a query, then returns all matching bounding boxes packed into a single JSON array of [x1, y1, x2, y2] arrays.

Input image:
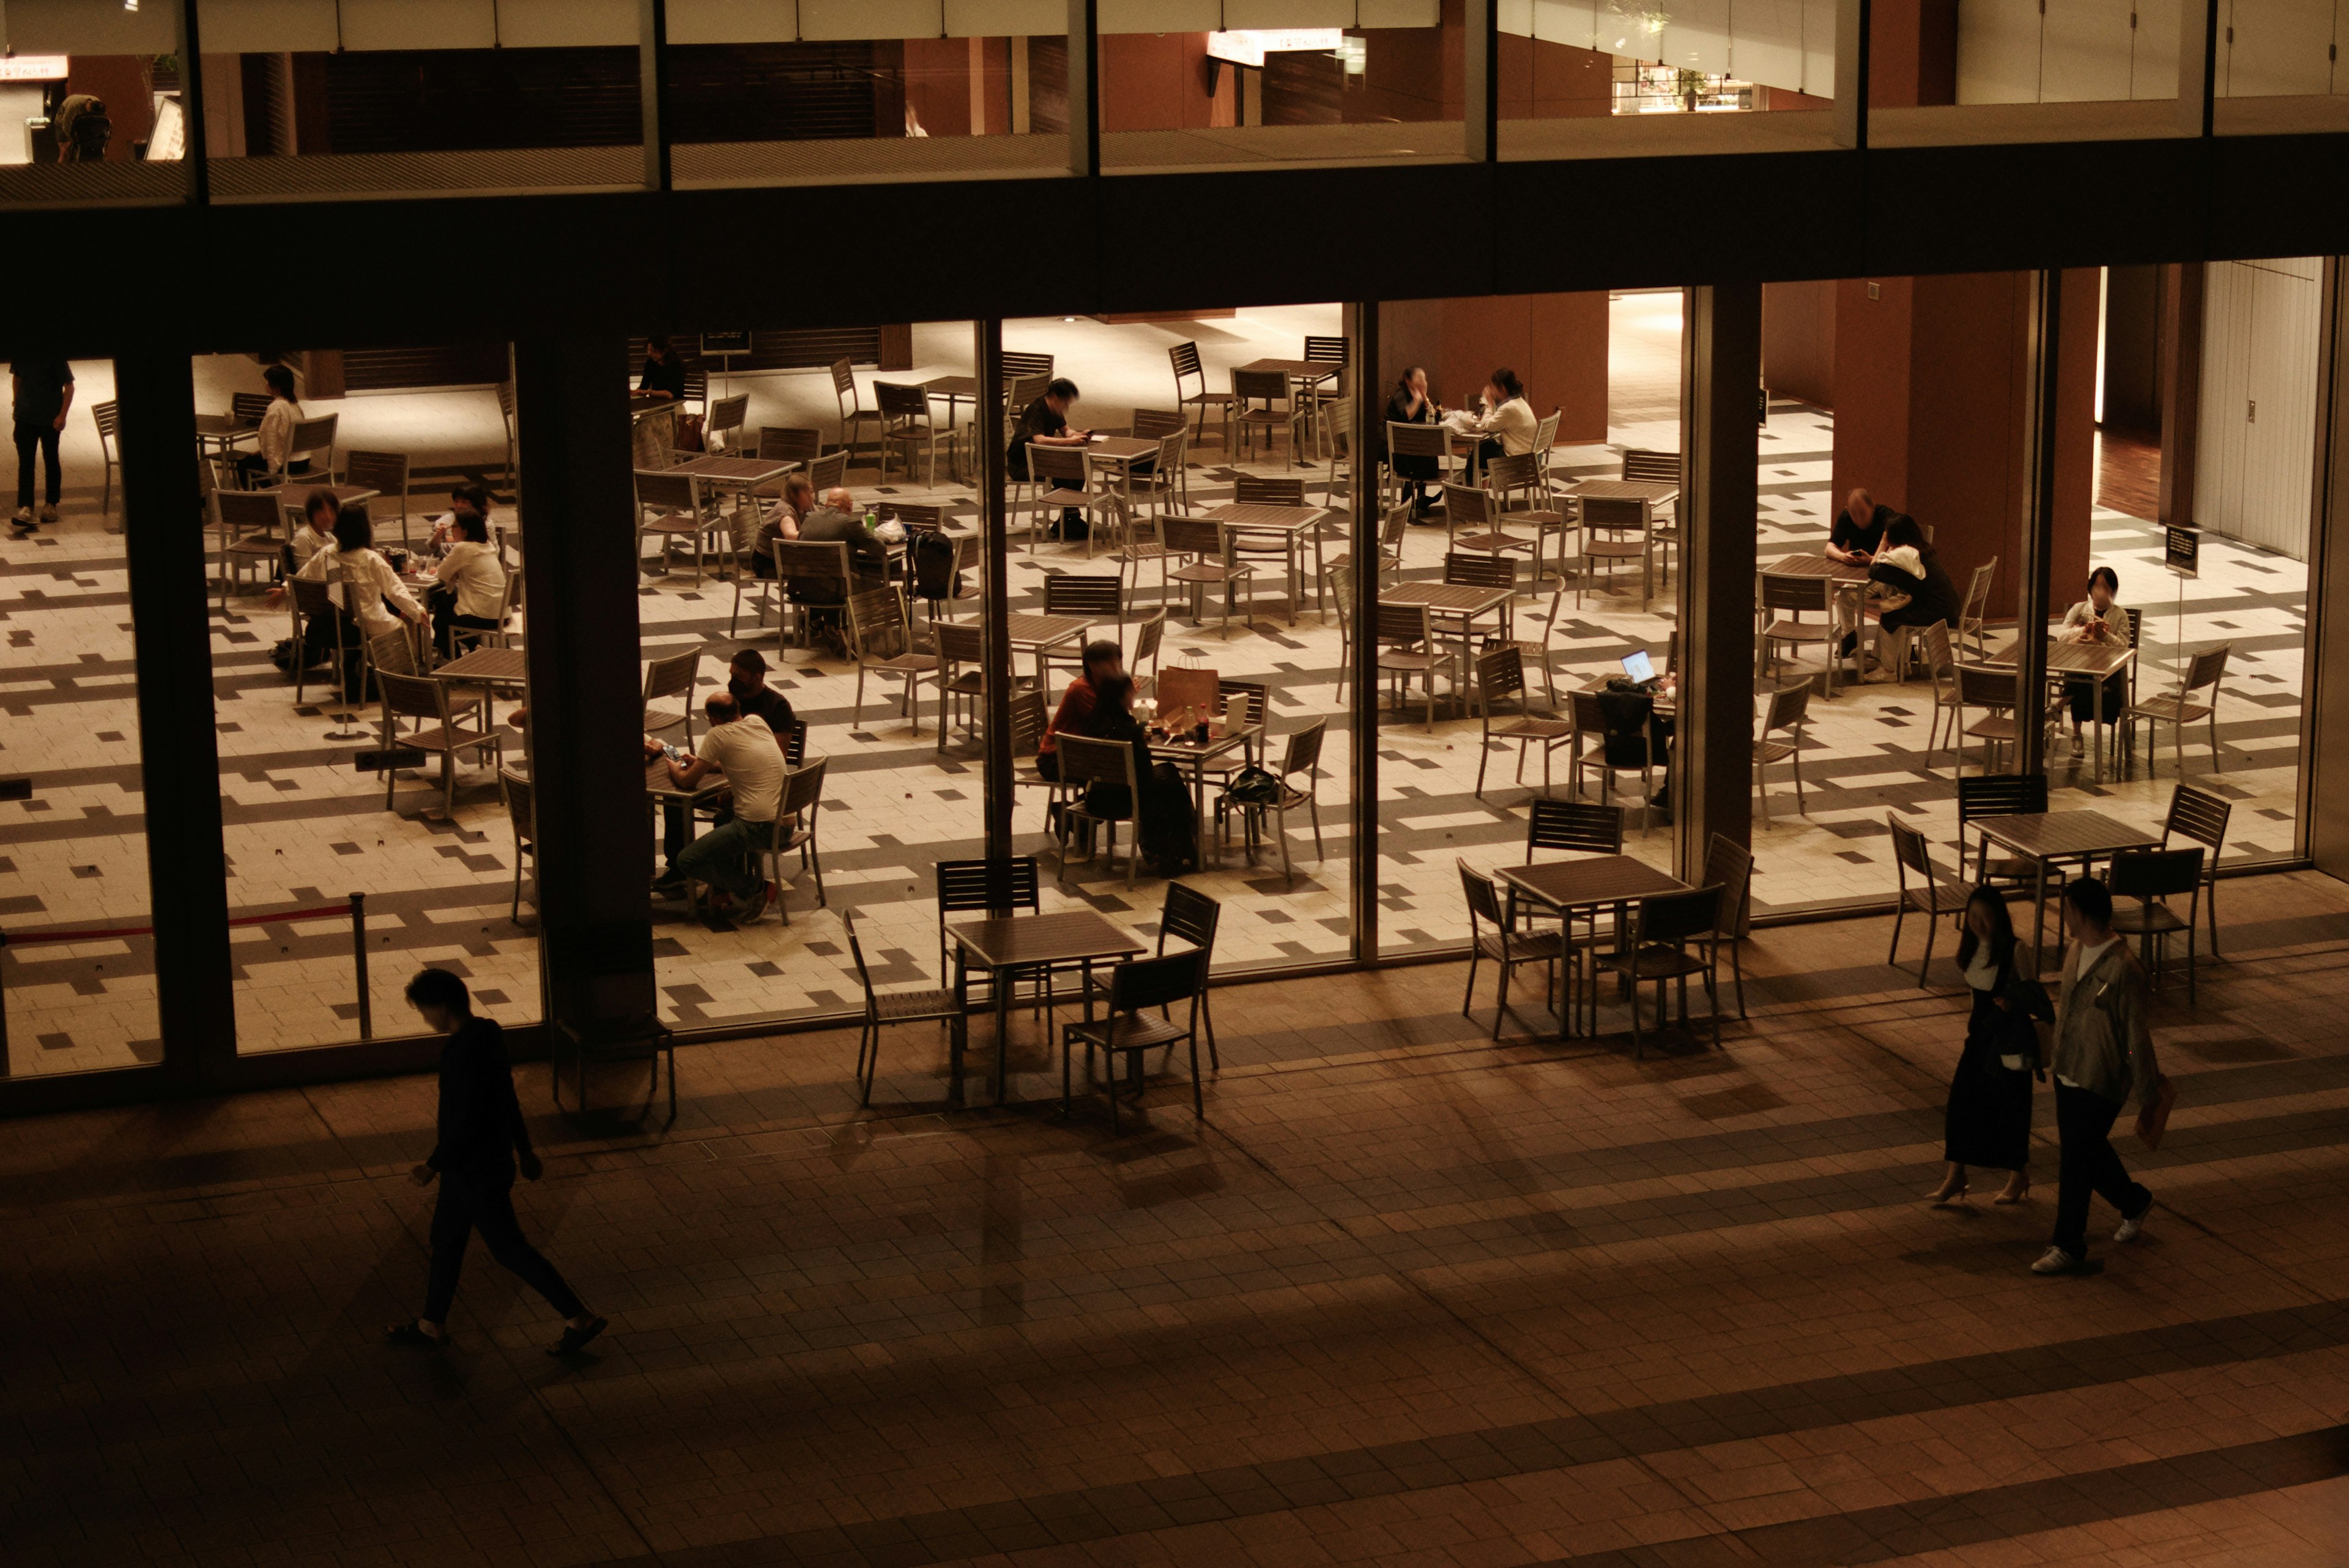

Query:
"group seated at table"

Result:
[[787, 485, 888, 657], [1861, 516, 1960, 682], [1041, 641, 1197, 875], [268, 502, 426, 663]]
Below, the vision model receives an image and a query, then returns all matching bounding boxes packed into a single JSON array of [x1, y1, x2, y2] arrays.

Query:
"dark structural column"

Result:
[[1674, 286, 1761, 882], [1346, 302, 1382, 959], [2014, 270, 2063, 776], [1463, 0, 1499, 161], [978, 321, 1014, 860], [2304, 258, 2349, 874], [513, 337, 656, 1031], [2160, 262, 2206, 527], [1066, 0, 1100, 176], [638, 0, 671, 190], [118, 352, 233, 1089]]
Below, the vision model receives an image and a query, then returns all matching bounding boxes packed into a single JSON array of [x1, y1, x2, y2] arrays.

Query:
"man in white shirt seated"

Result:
[[428, 513, 510, 656], [654, 692, 787, 923]]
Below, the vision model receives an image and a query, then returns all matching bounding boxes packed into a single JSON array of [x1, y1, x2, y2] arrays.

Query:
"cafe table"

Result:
[[919, 376, 983, 479], [1208, 501, 1330, 624], [1004, 612, 1090, 688], [194, 412, 259, 458], [1149, 721, 1263, 868], [1971, 809, 2161, 973], [1495, 855, 1688, 1036], [1985, 634, 2139, 784], [949, 909, 1145, 1104], [669, 453, 798, 543], [1381, 580, 1514, 707], [1560, 477, 1679, 607], [431, 645, 527, 689]]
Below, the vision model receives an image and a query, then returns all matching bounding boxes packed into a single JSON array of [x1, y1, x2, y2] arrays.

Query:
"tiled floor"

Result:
[[0, 304, 2309, 1072], [7, 875, 2349, 1566]]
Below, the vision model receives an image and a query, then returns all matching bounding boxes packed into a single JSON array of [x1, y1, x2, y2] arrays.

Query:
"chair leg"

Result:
[[1918, 902, 1938, 988], [1493, 959, 1508, 1041]]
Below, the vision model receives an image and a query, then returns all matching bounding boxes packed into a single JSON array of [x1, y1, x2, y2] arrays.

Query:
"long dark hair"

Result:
[[1086, 674, 1136, 729], [1954, 885, 2017, 976]]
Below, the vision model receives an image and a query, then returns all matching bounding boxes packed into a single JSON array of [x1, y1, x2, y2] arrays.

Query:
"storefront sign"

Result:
[[1205, 29, 1345, 69], [0, 57, 70, 81], [699, 330, 752, 355]]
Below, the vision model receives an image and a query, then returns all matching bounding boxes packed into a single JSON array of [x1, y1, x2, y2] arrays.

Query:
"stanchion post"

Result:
[[350, 893, 372, 1041]]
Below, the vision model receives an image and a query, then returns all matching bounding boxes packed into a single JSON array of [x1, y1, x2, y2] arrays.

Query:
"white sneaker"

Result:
[[2032, 1246, 2082, 1275], [2114, 1203, 2150, 1243], [36, 503, 56, 524], [9, 506, 30, 529], [1863, 666, 1901, 684]]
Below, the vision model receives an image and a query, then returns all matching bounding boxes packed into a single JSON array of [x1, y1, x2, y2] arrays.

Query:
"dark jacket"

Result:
[[426, 1016, 535, 1176], [790, 507, 888, 603]]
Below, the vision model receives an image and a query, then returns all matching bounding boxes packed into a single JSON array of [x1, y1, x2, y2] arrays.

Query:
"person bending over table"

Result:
[[1385, 365, 1444, 519], [426, 513, 509, 658], [1037, 639, 1124, 782], [790, 486, 888, 658], [1008, 377, 1094, 541], [2059, 565, 2129, 741], [1445, 368, 1535, 469], [749, 473, 815, 579], [1078, 674, 1198, 875], [1863, 516, 1961, 683], [652, 691, 786, 922], [1827, 486, 1906, 568]]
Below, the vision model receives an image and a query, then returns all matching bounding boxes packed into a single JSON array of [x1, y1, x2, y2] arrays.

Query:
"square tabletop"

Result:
[[1985, 637, 2137, 678], [432, 646, 528, 685], [1762, 554, 1869, 581], [1209, 502, 1327, 533], [1562, 478, 1680, 505], [949, 908, 1144, 970], [921, 375, 982, 398], [1003, 613, 1090, 650], [1974, 810, 2160, 861], [1497, 855, 1687, 911], [1086, 434, 1159, 461], [1149, 725, 1258, 766], [644, 756, 728, 805], [1237, 357, 1337, 381], [671, 454, 795, 485], [194, 414, 258, 439], [1382, 581, 1512, 617]]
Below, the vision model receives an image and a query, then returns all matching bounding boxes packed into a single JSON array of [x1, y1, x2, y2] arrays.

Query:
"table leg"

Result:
[[994, 965, 1013, 1105], [951, 954, 968, 1106], [1192, 762, 1212, 869], [2031, 859, 2049, 977], [1286, 537, 1299, 626]]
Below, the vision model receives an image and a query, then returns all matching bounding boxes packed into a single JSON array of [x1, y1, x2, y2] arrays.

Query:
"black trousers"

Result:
[[14, 420, 59, 508], [2068, 672, 2125, 724], [2052, 1082, 2150, 1260], [423, 1165, 584, 1325], [431, 602, 500, 659]]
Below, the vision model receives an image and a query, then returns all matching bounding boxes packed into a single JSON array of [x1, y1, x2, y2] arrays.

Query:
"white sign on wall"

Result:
[[1205, 28, 1346, 67]]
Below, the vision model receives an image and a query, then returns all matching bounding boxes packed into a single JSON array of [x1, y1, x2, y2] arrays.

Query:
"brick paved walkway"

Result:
[[8, 873, 2349, 1566]]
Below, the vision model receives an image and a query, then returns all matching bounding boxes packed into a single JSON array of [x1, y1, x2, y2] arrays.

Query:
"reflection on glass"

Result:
[[0, 360, 165, 1074], [0, 48, 188, 207]]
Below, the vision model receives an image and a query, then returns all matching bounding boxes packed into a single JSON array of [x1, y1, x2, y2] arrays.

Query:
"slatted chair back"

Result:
[[1701, 833, 1754, 938], [635, 468, 699, 513], [1477, 644, 1526, 704], [2110, 846, 2203, 902], [1304, 335, 1348, 365], [1002, 351, 1055, 381], [878, 500, 948, 532], [1959, 560, 1997, 645], [288, 414, 340, 473], [1579, 494, 1647, 533], [2179, 644, 2230, 698], [708, 393, 749, 442], [1527, 797, 1624, 857], [1380, 502, 1412, 554], [1956, 771, 2049, 830], [1008, 687, 1050, 754], [782, 718, 809, 768], [1233, 474, 1306, 505], [1761, 682, 1809, 735], [846, 585, 913, 660], [344, 450, 408, 505], [1232, 368, 1288, 406], [1922, 619, 1956, 677], [1160, 882, 1220, 955], [679, 364, 710, 415], [757, 426, 824, 465], [1105, 948, 1206, 1016], [1621, 448, 1682, 486], [1888, 817, 1937, 883], [1132, 407, 1189, 439], [1151, 429, 1187, 480], [934, 618, 985, 670], [829, 357, 858, 400], [875, 381, 931, 423], [773, 538, 852, 595], [1761, 571, 1831, 615], [1458, 859, 1507, 929], [1636, 885, 1721, 945], [1055, 732, 1137, 793], [1170, 341, 1209, 388], [215, 488, 283, 537], [1007, 372, 1052, 414], [2119, 605, 2143, 649], [1444, 482, 1494, 527], [779, 755, 828, 821], [288, 575, 336, 620], [1215, 678, 1269, 735], [1129, 609, 1167, 682], [1444, 552, 1516, 592], [842, 907, 881, 1009], [1042, 573, 1124, 623], [1389, 422, 1448, 462], [502, 768, 533, 846], [232, 391, 275, 427], [1280, 716, 1327, 778], [805, 448, 848, 494], [1160, 515, 1229, 560], [641, 648, 700, 707], [1373, 601, 1431, 645], [937, 857, 1041, 918], [1485, 451, 1543, 502], [368, 628, 418, 677], [1532, 409, 1561, 463], [1028, 444, 1089, 491], [1954, 663, 2016, 710], [2164, 782, 2232, 855], [376, 669, 450, 724]]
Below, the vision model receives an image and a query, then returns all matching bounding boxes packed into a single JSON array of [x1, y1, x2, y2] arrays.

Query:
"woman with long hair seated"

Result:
[[1077, 674, 1198, 875]]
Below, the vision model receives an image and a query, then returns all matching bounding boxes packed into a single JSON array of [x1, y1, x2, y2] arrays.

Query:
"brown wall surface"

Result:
[[1868, 0, 1959, 107], [902, 38, 971, 136], [1100, 33, 1230, 132], [1762, 280, 1836, 407], [1380, 293, 1608, 445], [1497, 35, 1611, 119], [1353, 0, 1463, 122]]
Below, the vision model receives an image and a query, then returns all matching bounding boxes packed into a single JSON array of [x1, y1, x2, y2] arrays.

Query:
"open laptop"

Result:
[[1619, 650, 1659, 689]]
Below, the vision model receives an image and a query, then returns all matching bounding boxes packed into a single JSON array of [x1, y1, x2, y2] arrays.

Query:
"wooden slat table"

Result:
[[1149, 723, 1261, 867], [194, 413, 259, 458], [1495, 855, 1688, 1036], [1984, 636, 2139, 783], [431, 646, 527, 688], [1562, 478, 1679, 608], [949, 909, 1145, 1104], [1973, 810, 2161, 973], [1004, 612, 1090, 689], [1209, 502, 1330, 623]]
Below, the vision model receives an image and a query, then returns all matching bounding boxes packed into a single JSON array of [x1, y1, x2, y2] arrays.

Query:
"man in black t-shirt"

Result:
[[1827, 487, 1905, 567], [10, 358, 73, 532], [727, 648, 798, 746], [1008, 377, 1093, 540]]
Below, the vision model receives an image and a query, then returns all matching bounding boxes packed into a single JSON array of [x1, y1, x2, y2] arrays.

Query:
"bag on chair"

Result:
[[1222, 765, 1281, 808], [911, 530, 961, 601]]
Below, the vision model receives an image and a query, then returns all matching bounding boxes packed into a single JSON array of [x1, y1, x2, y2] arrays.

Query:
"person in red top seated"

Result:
[[1037, 640, 1124, 782]]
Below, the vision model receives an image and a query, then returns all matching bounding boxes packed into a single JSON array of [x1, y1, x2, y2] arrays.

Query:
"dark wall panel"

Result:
[[317, 47, 640, 154], [341, 344, 511, 391], [665, 43, 882, 143]]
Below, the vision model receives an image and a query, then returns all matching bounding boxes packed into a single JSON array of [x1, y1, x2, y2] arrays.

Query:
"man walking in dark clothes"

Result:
[[384, 968, 607, 1355]]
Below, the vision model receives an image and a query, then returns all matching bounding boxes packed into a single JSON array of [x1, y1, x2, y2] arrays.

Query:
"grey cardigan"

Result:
[[2051, 938, 2160, 1109]]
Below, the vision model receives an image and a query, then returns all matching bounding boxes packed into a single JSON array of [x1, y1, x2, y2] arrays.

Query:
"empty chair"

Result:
[[344, 450, 410, 548], [844, 585, 932, 732], [635, 468, 721, 584], [1620, 448, 1680, 579], [1231, 368, 1291, 463], [1526, 797, 1624, 859], [2128, 644, 2229, 776], [1592, 886, 1726, 1056], [933, 619, 989, 746], [707, 392, 749, 451], [642, 647, 701, 741], [1485, 451, 1572, 581], [1445, 482, 1531, 560], [91, 399, 122, 515], [1958, 559, 1998, 656], [1954, 772, 2064, 900], [1373, 602, 1447, 729], [1759, 573, 1844, 695], [1473, 644, 1570, 798], [756, 426, 824, 468], [1171, 340, 1234, 448], [805, 447, 848, 497], [1232, 474, 1306, 506], [1753, 683, 1810, 823], [2160, 782, 2231, 956], [1458, 860, 1566, 1042], [877, 381, 957, 486], [934, 857, 1048, 1013], [1954, 663, 2061, 775], [500, 767, 535, 921], [1059, 948, 1208, 1134], [286, 413, 340, 480], [2108, 847, 2205, 1003], [1920, 621, 1962, 769], [844, 907, 963, 1108], [1888, 816, 1971, 987], [1701, 833, 1756, 1019], [1218, 717, 1327, 885], [211, 487, 286, 612], [1039, 573, 1126, 684], [830, 359, 878, 463], [375, 669, 502, 816], [1163, 516, 1255, 638], [1025, 446, 1117, 554]]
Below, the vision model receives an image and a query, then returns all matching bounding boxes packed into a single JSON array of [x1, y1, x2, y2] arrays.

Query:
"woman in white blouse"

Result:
[[237, 364, 304, 488], [428, 513, 510, 656], [1447, 367, 1537, 469], [275, 503, 426, 643]]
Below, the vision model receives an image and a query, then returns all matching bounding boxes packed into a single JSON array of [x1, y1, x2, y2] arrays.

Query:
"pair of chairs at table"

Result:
[[842, 860, 1221, 1134], [1458, 799, 1755, 1060]]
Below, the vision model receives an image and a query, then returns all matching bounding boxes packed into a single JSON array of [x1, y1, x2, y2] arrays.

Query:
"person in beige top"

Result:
[[1447, 367, 1538, 466], [2033, 876, 2159, 1274], [2059, 565, 2128, 745], [274, 503, 428, 642]]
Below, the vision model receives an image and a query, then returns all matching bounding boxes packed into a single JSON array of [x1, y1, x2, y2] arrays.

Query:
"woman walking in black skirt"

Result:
[[1931, 888, 2054, 1206]]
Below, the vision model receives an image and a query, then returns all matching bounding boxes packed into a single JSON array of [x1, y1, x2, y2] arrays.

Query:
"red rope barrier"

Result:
[[3, 902, 354, 946]]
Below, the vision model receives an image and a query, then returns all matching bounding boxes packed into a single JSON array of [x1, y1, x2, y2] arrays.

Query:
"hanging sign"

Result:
[[2164, 524, 2200, 580]]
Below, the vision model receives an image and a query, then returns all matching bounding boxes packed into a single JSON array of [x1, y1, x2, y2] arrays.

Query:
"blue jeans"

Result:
[[674, 814, 770, 901]]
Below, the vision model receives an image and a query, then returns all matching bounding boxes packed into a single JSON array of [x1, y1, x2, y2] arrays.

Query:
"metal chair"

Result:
[[1888, 817, 1971, 987], [1219, 718, 1327, 885], [496, 379, 518, 488], [845, 584, 931, 732], [1953, 771, 2065, 902], [641, 647, 701, 741], [756, 426, 824, 469], [1326, 500, 1410, 589], [844, 907, 964, 1108], [1171, 341, 1234, 449], [760, 757, 830, 923], [1622, 448, 1680, 582], [1701, 833, 1755, 1019], [287, 576, 354, 707], [1053, 733, 1145, 888], [1754, 683, 1810, 823], [934, 858, 1051, 1016], [344, 450, 410, 548], [1473, 644, 1570, 798], [1025, 445, 1118, 555], [1954, 663, 2062, 775], [499, 767, 536, 921], [2109, 847, 2205, 1003], [1060, 948, 1208, 1134], [91, 399, 121, 515], [1920, 620, 1961, 769], [1592, 886, 1726, 1057], [1385, 422, 1457, 510], [933, 619, 989, 748], [1579, 494, 1655, 607], [1373, 602, 1447, 729], [1038, 573, 1126, 685], [1486, 451, 1572, 582], [634, 467, 721, 584], [1164, 516, 1255, 639], [1445, 481, 1532, 560], [830, 358, 878, 466], [1525, 797, 1625, 956], [877, 381, 958, 486], [1958, 559, 1998, 656], [707, 392, 748, 452], [2129, 644, 2229, 777], [212, 488, 285, 614], [1569, 689, 1657, 833], [1231, 368, 1291, 464], [1459, 860, 1566, 1042], [2161, 782, 2232, 957], [1759, 572, 1844, 696], [805, 448, 848, 497], [286, 413, 340, 480], [375, 669, 502, 816]]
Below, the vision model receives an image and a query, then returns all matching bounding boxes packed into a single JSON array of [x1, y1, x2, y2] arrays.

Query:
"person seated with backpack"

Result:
[[1037, 640, 1123, 782]]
